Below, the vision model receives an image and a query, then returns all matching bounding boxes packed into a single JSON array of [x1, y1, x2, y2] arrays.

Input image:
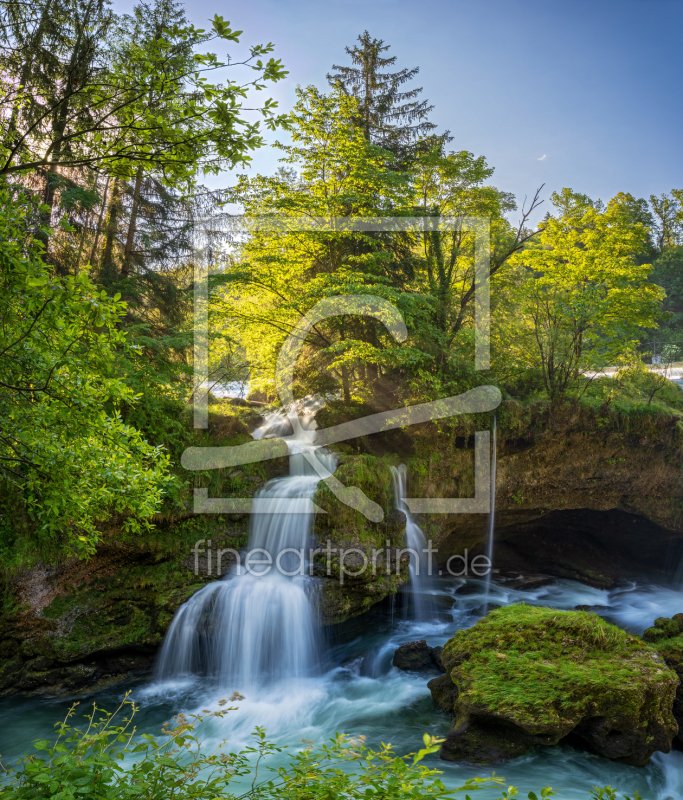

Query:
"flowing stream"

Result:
[[391, 464, 434, 620], [483, 413, 497, 610], [3, 413, 683, 798], [154, 415, 335, 688], [3, 579, 683, 798]]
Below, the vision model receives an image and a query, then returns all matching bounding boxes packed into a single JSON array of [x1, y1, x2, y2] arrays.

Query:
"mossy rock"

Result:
[[313, 454, 398, 547], [642, 612, 683, 749], [433, 605, 678, 766]]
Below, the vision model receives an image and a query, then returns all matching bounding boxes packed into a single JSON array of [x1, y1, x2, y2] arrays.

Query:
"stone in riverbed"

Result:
[[431, 605, 678, 766], [470, 603, 501, 617], [643, 613, 683, 750], [393, 640, 445, 673], [428, 673, 458, 713]]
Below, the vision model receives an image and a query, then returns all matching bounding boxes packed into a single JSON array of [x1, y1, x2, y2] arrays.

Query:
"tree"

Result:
[[610, 192, 657, 263], [216, 86, 430, 404], [0, 3, 288, 182], [0, 181, 173, 558], [508, 189, 663, 401], [327, 31, 437, 160], [650, 191, 683, 252], [411, 143, 542, 368]]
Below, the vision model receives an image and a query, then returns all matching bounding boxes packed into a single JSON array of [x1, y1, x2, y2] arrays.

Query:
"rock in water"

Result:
[[428, 673, 458, 713], [642, 612, 683, 749], [431, 605, 678, 766], [393, 640, 445, 673]]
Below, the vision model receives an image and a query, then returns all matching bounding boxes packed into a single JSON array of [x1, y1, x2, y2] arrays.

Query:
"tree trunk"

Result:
[[88, 174, 110, 268], [122, 166, 144, 277], [341, 364, 351, 405], [100, 179, 124, 283]]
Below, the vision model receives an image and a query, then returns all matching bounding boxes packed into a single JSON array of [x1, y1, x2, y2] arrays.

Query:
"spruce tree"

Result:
[[327, 31, 437, 158]]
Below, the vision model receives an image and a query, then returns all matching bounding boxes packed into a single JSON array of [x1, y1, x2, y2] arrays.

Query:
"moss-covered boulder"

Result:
[[643, 613, 683, 749], [431, 605, 679, 766]]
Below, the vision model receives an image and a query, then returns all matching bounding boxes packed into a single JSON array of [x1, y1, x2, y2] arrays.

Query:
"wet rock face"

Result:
[[427, 673, 458, 713], [392, 640, 445, 673], [430, 606, 679, 766], [419, 423, 683, 588], [0, 542, 215, 697], [642, 613, 683, 750]]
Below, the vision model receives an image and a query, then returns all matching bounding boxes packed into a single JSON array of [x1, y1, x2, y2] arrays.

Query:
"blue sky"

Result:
[[118, 0, 683, 223]]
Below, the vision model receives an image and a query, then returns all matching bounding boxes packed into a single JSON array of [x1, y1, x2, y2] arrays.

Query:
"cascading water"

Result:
[[154, 416, 336, 689], [483, 413, 497, 611], [391, 464, 433, 620]]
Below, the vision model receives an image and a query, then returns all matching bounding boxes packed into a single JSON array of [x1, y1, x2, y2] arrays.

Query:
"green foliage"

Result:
[[506, 189, 663, 401], [615, 358, 681, 407], [216, 85, 429, 401], [0, 1, 289, 182], [0, 182, 174, 558], [0, 698, 640, 799], [411, 144, 521, 356], [589, 787, 641, 800], [648, 245, 683, 342], [0, 698, 536, 800]]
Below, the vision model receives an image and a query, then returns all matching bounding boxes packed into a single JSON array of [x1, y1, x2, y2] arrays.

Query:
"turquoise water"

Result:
[[2, 577, 683, 799]]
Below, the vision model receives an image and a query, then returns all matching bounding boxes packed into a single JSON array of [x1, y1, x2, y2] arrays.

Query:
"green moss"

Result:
[[314, 454, 395, 545], [442, 605, 674, 732], [643, 613, 683, 672], [42, 594, 79, 620]]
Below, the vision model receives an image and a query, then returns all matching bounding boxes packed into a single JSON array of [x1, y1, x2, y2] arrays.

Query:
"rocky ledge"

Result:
[[429, 605, 679, 766]]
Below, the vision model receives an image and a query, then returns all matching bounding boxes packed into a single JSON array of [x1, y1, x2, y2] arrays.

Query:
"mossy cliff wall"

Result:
[[3, 403, 683, 696]]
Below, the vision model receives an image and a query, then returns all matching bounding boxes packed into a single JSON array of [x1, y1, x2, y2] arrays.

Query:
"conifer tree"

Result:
[[327, 31, 437, 159]]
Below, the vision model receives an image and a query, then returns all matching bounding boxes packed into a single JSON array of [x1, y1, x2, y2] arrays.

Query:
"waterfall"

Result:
[[391, 464, 433, 620], [483, 414, 497, 610], [154, 432, 336, 689]]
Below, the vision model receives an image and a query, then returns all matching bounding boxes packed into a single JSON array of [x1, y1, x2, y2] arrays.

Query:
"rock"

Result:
[[642, 613, 683, 749], [378, 508, 407, 538], [503, 575, 554, 592], [431, 645, 444, 672], [393, 640, 433, 671], [454, 583, 484, 596], [643, 615, 683, 643], [428, 673, 458, 713], [432, 605, 678, 766], [470, 603, 501, 617], [573, 604, 611, 618], [393, 640, 445, 673]]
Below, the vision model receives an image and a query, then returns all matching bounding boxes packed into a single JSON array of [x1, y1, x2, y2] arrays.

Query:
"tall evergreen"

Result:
[[327, 31, 437, 157]]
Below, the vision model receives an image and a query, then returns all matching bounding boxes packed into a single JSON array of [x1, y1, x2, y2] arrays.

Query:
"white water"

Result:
[[391, 464, 434, 620], [139, 576, 683, 800], [483, 414, 497, 610], [128, 411, 683, 799], [154, 420, 336, 689]]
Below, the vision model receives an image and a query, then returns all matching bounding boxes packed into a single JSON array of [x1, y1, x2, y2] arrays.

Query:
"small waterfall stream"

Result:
[[154, 421, 336, 689], [391, 464, 434, 620], [483, 414, 497, 610]]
